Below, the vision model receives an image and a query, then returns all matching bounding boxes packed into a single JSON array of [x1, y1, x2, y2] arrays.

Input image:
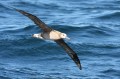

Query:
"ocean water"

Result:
[[0, 0, 120, 79]]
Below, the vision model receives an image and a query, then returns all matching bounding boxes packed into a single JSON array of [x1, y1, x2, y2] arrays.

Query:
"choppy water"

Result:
[[0, 0, 120, 79]]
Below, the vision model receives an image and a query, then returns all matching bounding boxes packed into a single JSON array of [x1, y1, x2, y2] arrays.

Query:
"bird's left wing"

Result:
[[55, 39, 82, 70], [15, 9, 52, 32]]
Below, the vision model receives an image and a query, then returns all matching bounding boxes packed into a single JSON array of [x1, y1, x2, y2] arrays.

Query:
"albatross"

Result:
[[16, 9, 82, 70]]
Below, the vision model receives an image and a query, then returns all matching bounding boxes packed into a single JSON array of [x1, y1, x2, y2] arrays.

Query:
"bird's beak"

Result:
[[65, 36, 70, 40]]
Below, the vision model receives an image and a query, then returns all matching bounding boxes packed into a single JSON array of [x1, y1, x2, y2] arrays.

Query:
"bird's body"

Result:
[[33, 30, 68, 40], [16, 9, 82, 70], [49, 30, 62, 40]]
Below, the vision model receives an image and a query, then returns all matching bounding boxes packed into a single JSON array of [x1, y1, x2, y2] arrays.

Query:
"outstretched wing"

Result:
[[55, 39, 82, 70], [16, 9, 52, 32]]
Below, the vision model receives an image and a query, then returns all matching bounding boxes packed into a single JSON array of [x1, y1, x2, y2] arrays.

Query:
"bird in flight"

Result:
[[16, 9, 82, 70]]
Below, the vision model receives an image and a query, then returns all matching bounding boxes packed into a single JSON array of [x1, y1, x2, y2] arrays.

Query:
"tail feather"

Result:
[[32, 33, 43, 39]]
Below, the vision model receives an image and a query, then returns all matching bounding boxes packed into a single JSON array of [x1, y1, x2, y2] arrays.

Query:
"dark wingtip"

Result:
[[76, 62, 82, 70], [73, 55, 82, 70], [15, 8, 30, 17]]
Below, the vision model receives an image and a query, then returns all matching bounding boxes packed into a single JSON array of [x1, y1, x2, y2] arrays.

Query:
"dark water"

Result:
[[0, 0, 120, 79]]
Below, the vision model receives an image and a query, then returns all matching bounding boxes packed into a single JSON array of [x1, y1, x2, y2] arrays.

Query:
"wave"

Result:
[[0, 3, 14, 14], [11, 1, 40, 9], [96, 11, 120, 20], [0, 24, 114, 40], [0, 0, 120, 78], [71, 42, 120, 57], [0, 36, 120, 58], [0, 24, 115, 42], [10, 0, 74, 15], [0, 25, 39, 35], [0, 76, 12, 79], [11, 1, 61, 11], [0, 16, 7, 18], [52, 25, 114, 36], [101, 68, 120, 77], [0, 3, 10, 11], [0, 24, 119, 58]]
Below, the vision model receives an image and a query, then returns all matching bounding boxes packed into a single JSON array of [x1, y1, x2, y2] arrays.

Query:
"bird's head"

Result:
[[60, 33, 70, 40]]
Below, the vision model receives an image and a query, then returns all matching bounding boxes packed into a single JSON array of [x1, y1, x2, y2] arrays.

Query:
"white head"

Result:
[[60, 33, 70, 40]]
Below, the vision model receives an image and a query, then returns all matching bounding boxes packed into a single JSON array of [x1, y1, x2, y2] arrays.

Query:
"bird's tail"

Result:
[[32, 33, 43, 39]]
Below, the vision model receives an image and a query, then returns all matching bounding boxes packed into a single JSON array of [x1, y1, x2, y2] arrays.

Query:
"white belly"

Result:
[[49, 30, 61, 40]]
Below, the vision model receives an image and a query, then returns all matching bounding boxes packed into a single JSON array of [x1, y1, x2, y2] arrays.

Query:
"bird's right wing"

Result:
[[16, 9, 52, 32], [55, 39, 82, 70]]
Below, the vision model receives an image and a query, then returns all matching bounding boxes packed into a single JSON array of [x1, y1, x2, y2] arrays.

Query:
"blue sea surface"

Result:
[[0, 0, 120, 79]]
